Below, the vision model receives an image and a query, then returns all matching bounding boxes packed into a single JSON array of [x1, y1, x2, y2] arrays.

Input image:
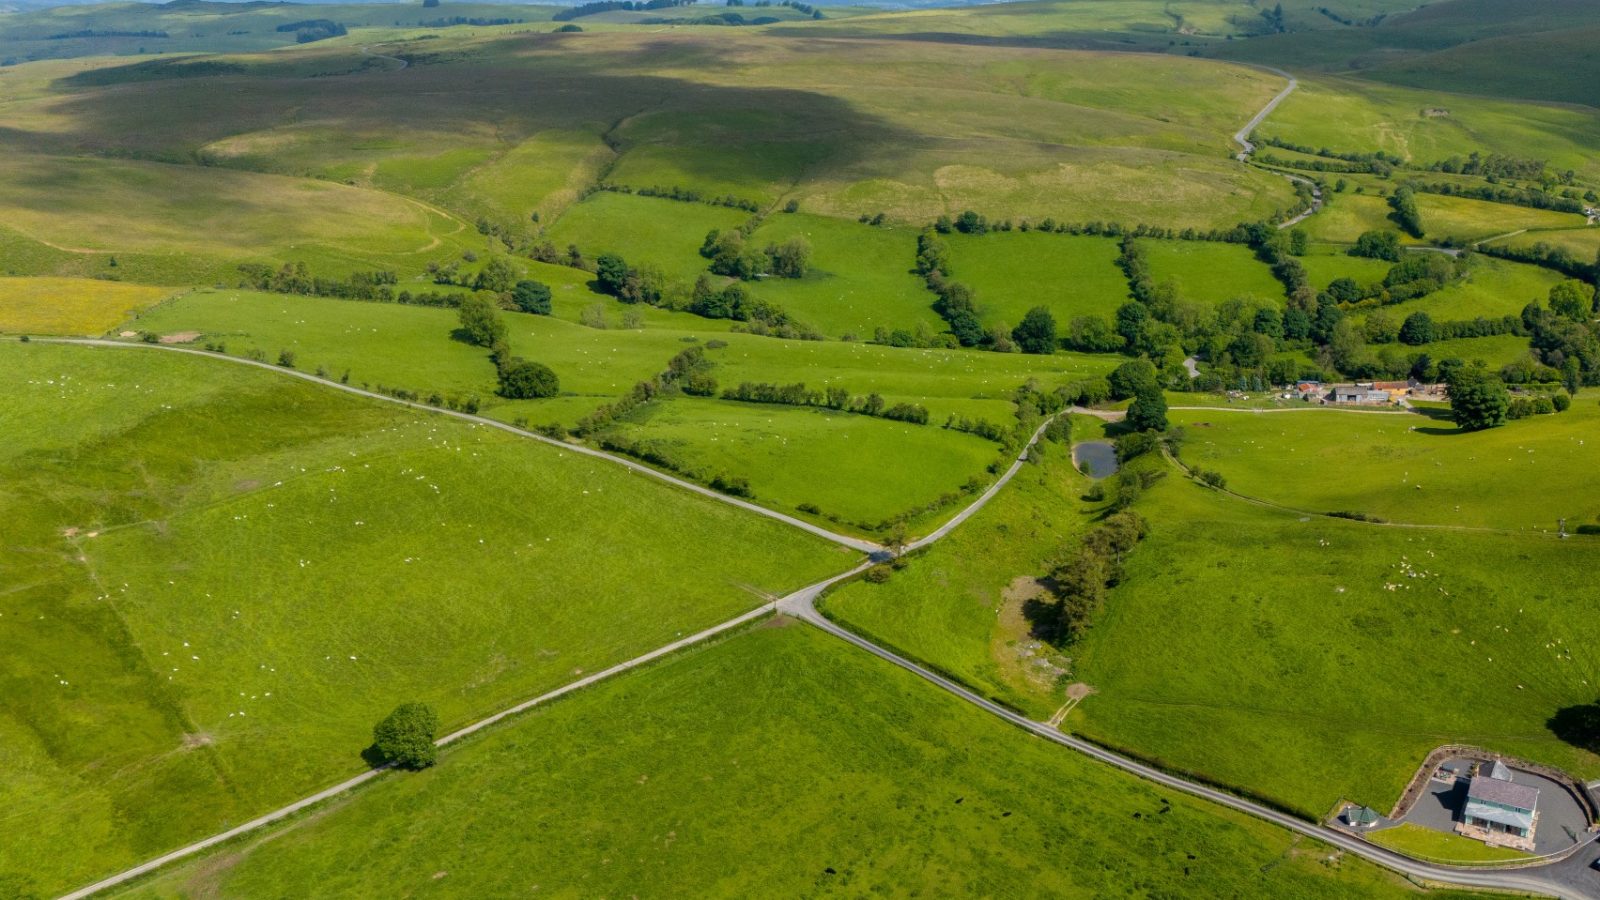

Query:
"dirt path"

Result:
[[1229, 66, 1325, 229]]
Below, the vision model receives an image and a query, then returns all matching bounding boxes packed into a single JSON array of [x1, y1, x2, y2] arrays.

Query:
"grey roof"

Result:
[[1486, 760, 1512, 781], [1464, 797, 1535, 832], [1466, 774, 1539, 812]]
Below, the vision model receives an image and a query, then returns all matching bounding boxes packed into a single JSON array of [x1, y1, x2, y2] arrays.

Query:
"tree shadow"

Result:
[[1408, 404, 1456, 422], [1548, 701, 1600, 754], [360, 742, 387, 768], [1021, 579, 1065, 644]]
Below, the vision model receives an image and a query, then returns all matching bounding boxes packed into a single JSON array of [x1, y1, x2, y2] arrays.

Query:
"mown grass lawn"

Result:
[[0, 342, 845, 897], [1170, 401, 1600, 530], [1367, 824, 1531, 865], [947, 231, 1129, 330], [1070, 466, 1600, 819], [118, 625, 1456, 900], [1140, 238, 1286, 305], [822, 438, 1097, 716]]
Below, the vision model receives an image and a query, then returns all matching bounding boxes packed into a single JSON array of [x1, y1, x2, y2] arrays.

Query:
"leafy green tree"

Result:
[[595, 253, 630, 296], [1011, 306, 1058, 354], [1399, 311, 1436, 346], [1549, 280, 1593, 320], [954, 210, 987, 235], [1350, 230, 1402, 262], [1388, 185, 1425, 238], [766, 235, 812, 279], [511, 280, 552, 315], [372, 702, 438, 770], [1287, 228, 1308, 256], [1563, 357, 1582, 396], [474, 257, 517, 293], [1108, 359, 1159, 400], [456, 293, 507, 347], [1448, 366, 1510, 430], [1126, 383, 1168, 432], [497, 359, 560, 399]]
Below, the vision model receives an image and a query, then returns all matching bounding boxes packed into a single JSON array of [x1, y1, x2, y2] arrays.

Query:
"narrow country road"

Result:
[[43, 339, 1592, 899], [1230, 64, 1325, 228], [1233, 64, 1297, 162], [779, 591, 1598, 900], [42, 339, 883, 555]]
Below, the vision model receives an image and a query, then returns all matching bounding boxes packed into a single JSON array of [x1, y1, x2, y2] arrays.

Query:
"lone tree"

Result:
[[511, 279, 552, 315], [1012, 306, 1058, 355], [497, 358, 560, 399], [1447, 365, 1510, 431], [1126, 383, 1168, 432], [372, 702, 438, 770], [457, 293, 507, 347], [595, 253, 630, 297]]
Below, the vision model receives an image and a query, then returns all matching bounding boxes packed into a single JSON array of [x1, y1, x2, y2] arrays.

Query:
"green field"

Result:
[[947, 231, 1129, 329], [608, 397, 1004, 531], [1069, 463, 1600, 817], [743, 213, 943, 338], [1171, 400, 1600, 530], [544, 192, 752, 285], [822, 436, 1096, 716], [1414, 194, 1589, 244], [1361, 254, 1564, 323], [1297, 244, 1396, 290], [1140, 239, 1287, 305], [117, 625, 1458, 900], [127, 288, 1118, 425], [0, 342, 844, 896]]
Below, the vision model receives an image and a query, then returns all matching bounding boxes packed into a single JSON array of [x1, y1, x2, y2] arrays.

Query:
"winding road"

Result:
[[41, 338, 1600, 899], [1231, 64, 1325, 229]]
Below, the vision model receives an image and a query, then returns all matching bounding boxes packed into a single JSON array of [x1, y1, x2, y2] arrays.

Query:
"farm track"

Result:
[[39, 343, 1597, 899]]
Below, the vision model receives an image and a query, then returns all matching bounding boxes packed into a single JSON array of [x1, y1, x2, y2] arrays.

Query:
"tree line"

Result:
[[719, 381, 932, 425]]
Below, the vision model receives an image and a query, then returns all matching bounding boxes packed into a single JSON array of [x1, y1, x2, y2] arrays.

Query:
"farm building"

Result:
[[1456, 760, 1539, 850], [1327, 384, 1391, 405]]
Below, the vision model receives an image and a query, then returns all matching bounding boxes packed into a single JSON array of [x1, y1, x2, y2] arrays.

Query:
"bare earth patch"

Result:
[[993, 576, 1070, 697], [158, 331, 202, 344]]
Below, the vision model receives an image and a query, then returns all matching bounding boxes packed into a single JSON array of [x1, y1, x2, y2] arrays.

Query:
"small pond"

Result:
[[1073, 440, 1118, 479]]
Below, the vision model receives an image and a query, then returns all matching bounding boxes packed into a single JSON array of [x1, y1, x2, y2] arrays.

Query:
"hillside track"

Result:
[[1229, 64, 1325, 228]]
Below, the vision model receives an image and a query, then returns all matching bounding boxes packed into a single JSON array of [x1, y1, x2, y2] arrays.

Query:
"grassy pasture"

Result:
[[127, 288, 1119, 425], [1296, 244, 1395, 289], [544, 192, 750, 284], [743, 213, 942, 338], [1489, 227, 1600, 262], [1171, 400, 1600, 530], [0, 277, 172, 335], [1069, 464, 1600, 819], [0, 154, 474, 281], [1413, 194, 1588, 244], [0, 341, 843, 896], [1406, 332, 1534, 370], [117, 625, 1454, 900], [1140, 239, 1286, 305], [822, 439, 1095, 716], [1360, 254, 1563, 323], [1254, 75, 1600, 182], [946, 231, 1128, 329], [609, 397, 1003, 530], [1299, 192, 1398, 245]]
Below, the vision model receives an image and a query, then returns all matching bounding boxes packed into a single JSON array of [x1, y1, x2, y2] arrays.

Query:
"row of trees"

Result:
[[699, 229, 811, 280], [455, 294, 561, 399], [719, 381, 932, 424], [1050, 511, 1149, 642]]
